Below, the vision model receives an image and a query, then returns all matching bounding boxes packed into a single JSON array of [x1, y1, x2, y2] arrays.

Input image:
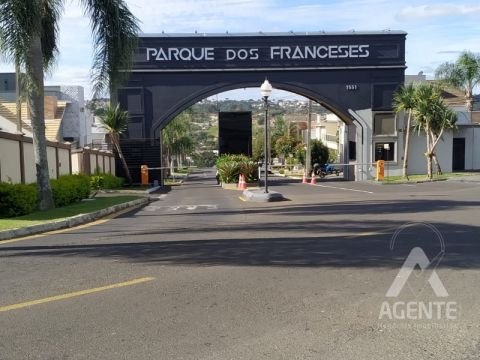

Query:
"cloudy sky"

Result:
[[1, 0, 479, 100]]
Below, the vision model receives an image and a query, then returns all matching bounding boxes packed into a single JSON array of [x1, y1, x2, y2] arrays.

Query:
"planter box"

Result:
[[221, 182, 258, 190]]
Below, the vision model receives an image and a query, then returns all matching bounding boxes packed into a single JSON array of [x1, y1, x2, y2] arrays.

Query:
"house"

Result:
[[0, 73, 92, 147]]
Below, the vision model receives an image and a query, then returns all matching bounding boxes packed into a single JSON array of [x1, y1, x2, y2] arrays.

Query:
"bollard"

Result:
[[376, 160, 385, 181], [141, 165, 149, 185]]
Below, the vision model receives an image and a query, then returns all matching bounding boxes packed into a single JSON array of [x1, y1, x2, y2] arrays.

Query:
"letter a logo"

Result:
[[386, 247, 448, 298]]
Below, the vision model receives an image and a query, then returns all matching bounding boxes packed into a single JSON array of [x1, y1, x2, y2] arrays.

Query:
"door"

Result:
[[452, 138, 465, 171]]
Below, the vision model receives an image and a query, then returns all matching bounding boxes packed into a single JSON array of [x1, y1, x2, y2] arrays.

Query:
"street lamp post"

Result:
[[261, 79, 273, 193], [384, 143, 390, 180]]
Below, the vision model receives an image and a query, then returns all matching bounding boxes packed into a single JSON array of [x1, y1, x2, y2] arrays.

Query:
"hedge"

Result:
[[51, 174, 91, 207], [0, 183, 37, 217], [0, 174, 124, 217], [90, 173, 124, 190]]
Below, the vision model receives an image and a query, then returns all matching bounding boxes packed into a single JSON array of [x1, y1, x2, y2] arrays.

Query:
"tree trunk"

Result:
[[425, 124, 433, 179], [112, 134, 132, 184], [466, 89, 473, 112], [15, 58, 22, 134], [433, 153, 442, 175], [402, 111, 412, 179], [27, 34, 55, 210]]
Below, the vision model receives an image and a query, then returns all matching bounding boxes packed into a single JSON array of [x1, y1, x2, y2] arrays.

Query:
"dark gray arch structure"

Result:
[[118, 31, 406, 183]]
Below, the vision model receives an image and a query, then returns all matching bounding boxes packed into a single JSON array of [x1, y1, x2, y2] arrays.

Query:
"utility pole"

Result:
[[306, 99, 312, 176]]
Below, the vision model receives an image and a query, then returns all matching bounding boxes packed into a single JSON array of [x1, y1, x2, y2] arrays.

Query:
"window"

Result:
[[374, 114, 396, 135], [375, 142, 395, 161]]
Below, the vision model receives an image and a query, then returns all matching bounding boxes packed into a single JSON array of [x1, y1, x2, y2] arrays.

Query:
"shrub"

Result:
[[311, 140, 329, 167], [90, 175, 104, 191], [101, 174, 124, 189], [0, 183, 37, 217], [240, 160, 259, 182], [90, 174, 124, 191], [216, 154, 259, 183], [217, 161, 241, 183], [51, 174, 91, 207]]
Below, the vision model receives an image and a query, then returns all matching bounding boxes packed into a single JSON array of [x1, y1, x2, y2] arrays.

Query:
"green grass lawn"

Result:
[[382, 172, 478, 183], [0, 196, 141, 231]]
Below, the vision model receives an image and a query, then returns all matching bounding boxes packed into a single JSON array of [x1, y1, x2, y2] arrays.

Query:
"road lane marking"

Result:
[[0, 205, 143, 245], [0, 277, 155, 313], [313, 183, 374, 194], [144, 204, 218, 211]]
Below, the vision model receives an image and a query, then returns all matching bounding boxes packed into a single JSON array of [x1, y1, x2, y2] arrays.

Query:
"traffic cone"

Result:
[[238, 174, 247, 190], [310, 174, 317, 185], [302, 173, 308, 184]]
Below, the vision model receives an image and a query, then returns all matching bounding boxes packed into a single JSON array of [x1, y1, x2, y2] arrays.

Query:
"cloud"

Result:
[[397, 4, 480, 21]]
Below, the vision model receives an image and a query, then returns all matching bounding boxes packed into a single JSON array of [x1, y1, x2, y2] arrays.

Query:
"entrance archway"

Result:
[[118, 31, 406, 183]]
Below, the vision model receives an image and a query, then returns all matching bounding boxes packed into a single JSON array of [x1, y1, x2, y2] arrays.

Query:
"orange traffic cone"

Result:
[[302, 173, 308, 184], [238, 174, 247, 190], [310, 174, 317, 185]]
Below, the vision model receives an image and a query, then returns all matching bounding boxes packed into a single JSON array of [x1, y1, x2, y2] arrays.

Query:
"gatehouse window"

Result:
[[374, 142, 395, 161], [374, 113, 396, 135]]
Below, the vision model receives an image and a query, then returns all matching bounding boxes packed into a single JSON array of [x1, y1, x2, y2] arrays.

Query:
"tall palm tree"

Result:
[[0, 0, 139, 210], [435, 51, 480, 111], [98, 104, 132, 184], [393, 83, 416, 179]]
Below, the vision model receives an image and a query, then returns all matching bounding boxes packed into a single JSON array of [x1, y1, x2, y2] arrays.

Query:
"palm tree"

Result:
[[412, 83, 457, 179], [430, 105, 457, 175], [435, 51, 480, 111], [162, 111, 193, 169], [393, 83, 416, 179], [0, 0, 139, 210], [98, 104, 132, 184]]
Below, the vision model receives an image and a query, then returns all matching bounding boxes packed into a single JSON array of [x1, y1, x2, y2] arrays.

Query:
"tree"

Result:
[[310, 139, 329, 168], [0, 0, 139, 210], [435, 51, 480, 111], [162, 111, 194, 168], [274, 136, 298, 159], [393, 83, 416, 179], [98, 104, 132, 184], [252, 126, 264, 162], [412, 83, 457, 179]]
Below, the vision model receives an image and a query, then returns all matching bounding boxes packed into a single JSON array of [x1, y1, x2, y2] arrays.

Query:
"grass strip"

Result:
[[0, 196, 141, 231]]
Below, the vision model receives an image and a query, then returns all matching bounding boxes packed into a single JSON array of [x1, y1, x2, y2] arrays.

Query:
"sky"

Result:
[[1, 0, 480, 100]]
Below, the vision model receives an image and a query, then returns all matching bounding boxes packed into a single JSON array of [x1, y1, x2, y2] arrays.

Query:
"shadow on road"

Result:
[[1, 218, 479, 269]]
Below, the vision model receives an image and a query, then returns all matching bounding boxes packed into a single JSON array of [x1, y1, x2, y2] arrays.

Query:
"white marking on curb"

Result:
[[313, 184, 373, 194]]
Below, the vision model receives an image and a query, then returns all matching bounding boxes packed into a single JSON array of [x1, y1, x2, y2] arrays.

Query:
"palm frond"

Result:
[[98, 104, 129, 135], [80, 0, 140, 98]]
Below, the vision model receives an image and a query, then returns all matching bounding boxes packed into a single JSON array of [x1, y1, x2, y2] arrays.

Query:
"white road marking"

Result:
[[144, 204, 218, 212], [313, 184, 374, 194]]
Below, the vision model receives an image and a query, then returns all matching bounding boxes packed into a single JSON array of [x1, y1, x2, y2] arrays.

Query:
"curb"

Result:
[[0, 197, 150, 241], [377, 178, 448, 185]]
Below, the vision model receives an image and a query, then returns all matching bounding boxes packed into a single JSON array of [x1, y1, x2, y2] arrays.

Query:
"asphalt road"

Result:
[[1, 169, 480, 360]]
